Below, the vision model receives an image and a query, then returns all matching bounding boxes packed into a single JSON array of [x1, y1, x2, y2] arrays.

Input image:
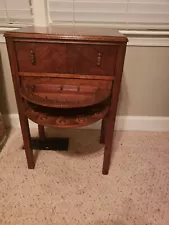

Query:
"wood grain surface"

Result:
[[4, 26, 128, 42], [5, 26, 127, 174]]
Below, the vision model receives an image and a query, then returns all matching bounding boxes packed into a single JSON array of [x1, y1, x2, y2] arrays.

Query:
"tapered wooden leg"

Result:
[[102, 44, 127, 175], [20, 115, 35, 169], [102, 115, 114, 175], [6, 38, 34, 169], [38, 125, 45, 140], [100, 117, 106, 144]]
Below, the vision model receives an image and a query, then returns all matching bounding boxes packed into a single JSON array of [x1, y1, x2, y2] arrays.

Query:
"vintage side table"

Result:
[[5, 26, 127, 174]]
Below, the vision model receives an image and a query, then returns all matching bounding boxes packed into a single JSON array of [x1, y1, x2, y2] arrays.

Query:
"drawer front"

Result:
[[70, 44, 117, 76], [15, 41, 117, 76], [20, 77, 112, 108], [15, 42, 68, 73]]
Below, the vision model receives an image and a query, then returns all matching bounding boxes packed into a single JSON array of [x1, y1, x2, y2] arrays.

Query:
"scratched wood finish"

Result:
[[4, 26, 128, 174]]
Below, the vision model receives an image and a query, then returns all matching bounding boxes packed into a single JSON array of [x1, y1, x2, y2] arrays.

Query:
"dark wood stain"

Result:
[[15, 41, 117, 76], [5, 25, 128, 42], [20, 77, 112, 108], [4, 25, 128, 175]]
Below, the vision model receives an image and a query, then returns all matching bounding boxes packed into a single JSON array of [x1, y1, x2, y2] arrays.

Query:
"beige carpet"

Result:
[[0, 128, 169, 225]]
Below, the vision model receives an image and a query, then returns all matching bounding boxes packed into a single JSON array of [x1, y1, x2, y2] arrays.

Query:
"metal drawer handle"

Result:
[[30, 50, 36, 65], [97, 53, 102, 66]]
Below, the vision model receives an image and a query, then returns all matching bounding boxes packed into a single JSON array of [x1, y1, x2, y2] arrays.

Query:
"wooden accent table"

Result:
[[5, 26, 127, 174]]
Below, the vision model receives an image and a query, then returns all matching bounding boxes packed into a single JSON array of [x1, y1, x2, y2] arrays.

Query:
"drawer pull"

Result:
[[30, 50, 36, 65], [97, 53, 102, 66]]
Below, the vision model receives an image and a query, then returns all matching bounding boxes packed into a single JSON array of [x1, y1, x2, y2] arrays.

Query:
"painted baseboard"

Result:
[[3, 113, 169, 132]]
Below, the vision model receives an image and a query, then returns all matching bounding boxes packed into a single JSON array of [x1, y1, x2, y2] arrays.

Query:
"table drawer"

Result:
[[71, 44, 117, 76], [20, 77, 112, 108], [15, 41, 117, 76], [15, 42, 67, 73]]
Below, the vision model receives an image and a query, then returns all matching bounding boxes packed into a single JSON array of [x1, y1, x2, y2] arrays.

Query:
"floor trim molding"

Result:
[[4, 114, 169, 132]]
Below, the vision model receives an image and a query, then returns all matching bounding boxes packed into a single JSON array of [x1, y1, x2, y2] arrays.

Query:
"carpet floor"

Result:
[[0, 128, 169, 225]]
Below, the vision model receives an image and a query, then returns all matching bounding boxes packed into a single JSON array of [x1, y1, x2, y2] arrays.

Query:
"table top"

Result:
[[4, 25, 128, 42]]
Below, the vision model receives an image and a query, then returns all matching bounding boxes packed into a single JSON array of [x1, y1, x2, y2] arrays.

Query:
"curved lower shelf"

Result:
[[25, 102, 109, 128]]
